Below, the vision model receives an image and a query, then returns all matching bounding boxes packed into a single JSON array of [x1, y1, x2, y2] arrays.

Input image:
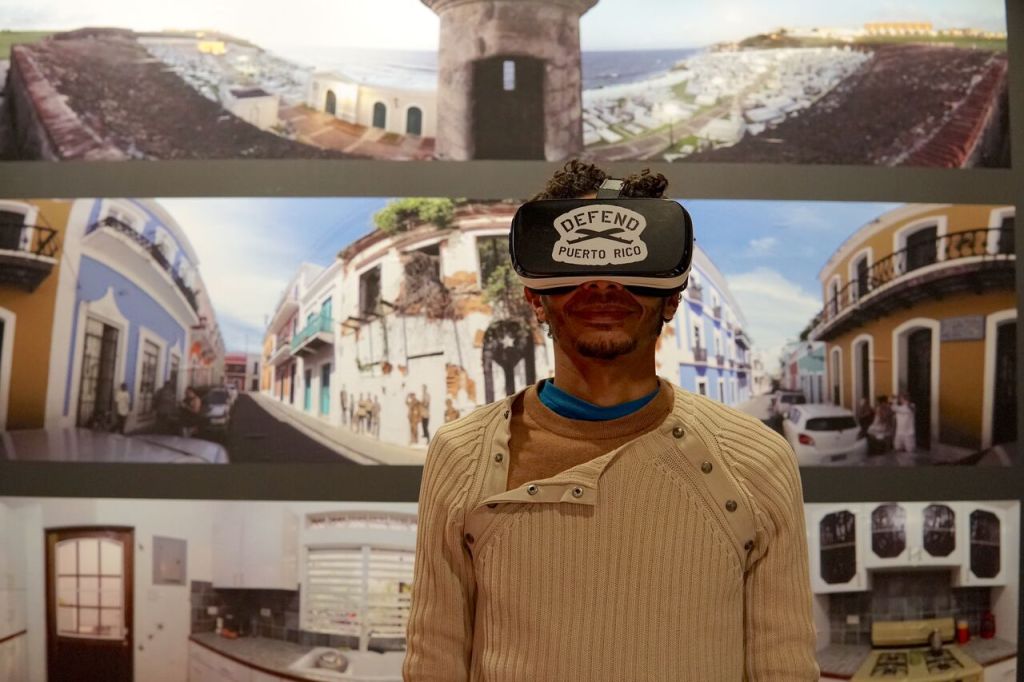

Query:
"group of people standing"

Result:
[[858, 393, 917, 454], [107, 382, 205, 437], [340, 390, 382, 437]]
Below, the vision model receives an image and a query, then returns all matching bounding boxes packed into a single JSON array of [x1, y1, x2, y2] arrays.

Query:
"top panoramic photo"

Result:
[[0, 0, 1011, 166]]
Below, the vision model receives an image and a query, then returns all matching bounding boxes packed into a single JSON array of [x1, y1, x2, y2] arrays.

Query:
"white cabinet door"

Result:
[[189, 642, 253, 682], [959, 503, 1008, 586], [906, 502, 963, 567], [212, 510, 244, 588], [241, 510, 298, 591], [984, 658, 1017, 681], [863, 502, 911, 568], [808, 504, 867, 593]]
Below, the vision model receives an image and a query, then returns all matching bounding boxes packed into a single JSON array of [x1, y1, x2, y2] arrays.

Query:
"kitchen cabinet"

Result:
[[189, 642, 252, 682], [958, 503, 1009, 586], [864, 502, 963, 568], [984, 658, 1017, 681], [212, 507, 298, 590], [808, 505, 867, 593]]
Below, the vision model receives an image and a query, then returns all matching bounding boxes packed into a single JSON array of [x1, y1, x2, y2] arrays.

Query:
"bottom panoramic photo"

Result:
[[0, 497, 1018, 681]]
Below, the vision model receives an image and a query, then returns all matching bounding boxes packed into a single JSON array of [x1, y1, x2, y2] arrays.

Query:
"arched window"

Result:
[[406, 106, 423, 136]]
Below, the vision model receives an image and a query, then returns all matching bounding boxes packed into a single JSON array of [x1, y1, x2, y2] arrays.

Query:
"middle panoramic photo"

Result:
[[0, 194, 1015, 466]]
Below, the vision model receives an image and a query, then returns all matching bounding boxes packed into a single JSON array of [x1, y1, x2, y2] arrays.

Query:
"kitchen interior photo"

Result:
[[0, 497, 415, 682], [810, 500, 1019, 681]]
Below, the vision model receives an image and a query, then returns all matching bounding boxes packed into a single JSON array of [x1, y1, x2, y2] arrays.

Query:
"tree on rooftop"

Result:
[[373, 198, 454, 235]]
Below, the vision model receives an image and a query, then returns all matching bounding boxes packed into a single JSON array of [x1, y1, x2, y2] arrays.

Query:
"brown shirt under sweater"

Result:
[[507, 380, 673, 489]]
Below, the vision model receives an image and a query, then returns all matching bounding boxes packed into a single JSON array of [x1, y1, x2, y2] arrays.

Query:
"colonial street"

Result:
[[221, 394, 425, 465]]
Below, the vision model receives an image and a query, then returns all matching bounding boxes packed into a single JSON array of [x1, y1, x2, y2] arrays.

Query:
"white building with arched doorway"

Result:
[[308, 72, 437, 138]]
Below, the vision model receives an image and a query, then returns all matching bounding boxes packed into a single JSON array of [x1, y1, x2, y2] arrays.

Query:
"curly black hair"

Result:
[[531, 159, 668, 200]]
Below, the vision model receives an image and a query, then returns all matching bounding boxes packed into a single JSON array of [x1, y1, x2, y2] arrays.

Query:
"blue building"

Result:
[[42, 199, 223, 431], [669, 247, 753, 406]]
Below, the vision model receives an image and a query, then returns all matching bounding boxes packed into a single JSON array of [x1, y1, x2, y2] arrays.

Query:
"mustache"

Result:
[[565, 289, 643, 313]]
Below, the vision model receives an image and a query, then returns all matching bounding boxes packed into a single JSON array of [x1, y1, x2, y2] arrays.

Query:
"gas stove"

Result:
[[850, 618, 983, 682]]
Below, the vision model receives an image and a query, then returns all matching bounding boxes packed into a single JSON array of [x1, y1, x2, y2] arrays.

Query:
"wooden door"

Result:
[[906, 329, 931, 449], [471, 56, 545, 159], [993, 321, 1016, 445], [46, 527, 133, 682]]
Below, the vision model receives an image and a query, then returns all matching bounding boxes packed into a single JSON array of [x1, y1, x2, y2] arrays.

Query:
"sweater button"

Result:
[[672, 426, 685, 438], [571, 486, 584, 498], [494, 452, 504, 463], [725, 500, 738, 512], [700, 461, 713, 474], [464, 533, 475, 544], [744, 540, 754, 552], [526, 484, 539, 495]]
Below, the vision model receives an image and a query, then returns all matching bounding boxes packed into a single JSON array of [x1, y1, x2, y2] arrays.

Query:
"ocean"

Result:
[[268, 45, 704, 90]]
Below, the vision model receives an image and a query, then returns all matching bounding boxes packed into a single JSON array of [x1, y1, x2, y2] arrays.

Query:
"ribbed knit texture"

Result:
[[404, 382, 819, 681], [508, 381, 672, 489]]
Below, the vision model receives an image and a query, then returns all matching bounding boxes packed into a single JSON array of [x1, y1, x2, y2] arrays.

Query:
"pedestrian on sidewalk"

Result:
[[867, 396, 893, 455], [180, 386, 203, 438], [420, 384, 431, 442], [856, 398, 873, 438], [892, 393, 916, 453], [406, 392, 422, 445], [114, 382, 131, 434], [354, 393, 366, 433], [155, 382, 178, 434], [340, 389, 348, 426], [372, 395, 382, 437], [444, 397, 460, 423]]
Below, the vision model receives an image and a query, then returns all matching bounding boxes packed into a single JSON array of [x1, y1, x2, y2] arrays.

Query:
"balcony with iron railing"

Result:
[[0, 217, 60, 292], [291, 313, 335, 356], [89, 216, 199, 313], [811, 227, 1015, 342], [693, 345, 708, 363], [687, 283, 703, 303]]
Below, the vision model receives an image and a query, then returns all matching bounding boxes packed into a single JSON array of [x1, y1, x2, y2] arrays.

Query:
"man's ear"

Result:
[[523, 287, 547, 323], [662, 291, 681, 321]]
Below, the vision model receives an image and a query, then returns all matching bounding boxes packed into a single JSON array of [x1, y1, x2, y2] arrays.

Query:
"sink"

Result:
[[288, 647, 404, 682]]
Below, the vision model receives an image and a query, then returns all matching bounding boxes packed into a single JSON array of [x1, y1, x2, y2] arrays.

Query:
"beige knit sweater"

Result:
[[404, 379, 819, 681]]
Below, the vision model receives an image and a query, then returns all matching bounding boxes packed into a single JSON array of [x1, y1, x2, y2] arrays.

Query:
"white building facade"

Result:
[[308, 73, 437, 138]]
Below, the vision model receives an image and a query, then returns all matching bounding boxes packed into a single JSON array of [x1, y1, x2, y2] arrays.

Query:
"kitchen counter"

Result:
[[960, 637, 1017, 666], [815, 643, 871, 679], [190, 632, 327, 682]]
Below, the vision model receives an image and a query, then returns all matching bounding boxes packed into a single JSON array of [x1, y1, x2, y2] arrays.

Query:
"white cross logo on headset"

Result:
[[550, 204, 649, 267]]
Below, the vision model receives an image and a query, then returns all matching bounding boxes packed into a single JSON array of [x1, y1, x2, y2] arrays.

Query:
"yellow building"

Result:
[[0, 199, 72, 429], [811, 204, 1015, 456]]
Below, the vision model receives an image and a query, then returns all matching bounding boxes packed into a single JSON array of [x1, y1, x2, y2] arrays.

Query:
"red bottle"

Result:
[[980, 611, 996, 639]]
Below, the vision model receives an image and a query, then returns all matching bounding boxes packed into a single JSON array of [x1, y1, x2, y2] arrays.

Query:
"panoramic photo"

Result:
[[0, 0, 1009, 165], [0, 196, 1015, 466], [0, 496, 1017, 680]]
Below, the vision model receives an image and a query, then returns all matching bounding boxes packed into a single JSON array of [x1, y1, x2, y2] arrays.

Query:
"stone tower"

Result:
[[422, 0, 598, 160]]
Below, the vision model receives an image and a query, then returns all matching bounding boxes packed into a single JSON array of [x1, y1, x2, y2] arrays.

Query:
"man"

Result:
[[892, 393, 916, 453], [405, 392, 422, 445], [420, 384, 431, 441], [404, 161, 818, 680], [113, 382, 131, 434]]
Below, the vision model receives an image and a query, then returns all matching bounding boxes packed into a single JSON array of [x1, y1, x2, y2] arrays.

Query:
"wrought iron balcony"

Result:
[[0, 218, 59, 292], [291, 314, 335, 355], [716, 354, 725, 366], [812, 227, 1014, 342], [90, 216, 199, 312], [687, 283, 703, 303], [712, 305, 722, 319], [693, 346, 708, 363]]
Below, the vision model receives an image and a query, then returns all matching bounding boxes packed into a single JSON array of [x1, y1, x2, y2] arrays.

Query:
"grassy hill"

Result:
[[0, 30, 54, 59]]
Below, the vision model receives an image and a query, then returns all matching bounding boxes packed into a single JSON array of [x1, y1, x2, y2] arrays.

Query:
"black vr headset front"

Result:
[[510, 180, 695, 297]]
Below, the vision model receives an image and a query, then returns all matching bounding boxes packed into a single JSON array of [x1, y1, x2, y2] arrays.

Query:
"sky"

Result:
[[2, 0, 1006, 51], [159, 196, 899, 370]]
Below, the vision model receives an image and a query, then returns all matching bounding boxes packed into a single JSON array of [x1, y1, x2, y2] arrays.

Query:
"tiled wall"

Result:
[[827, 570, 991, 645], [190, 580, 362, 649]]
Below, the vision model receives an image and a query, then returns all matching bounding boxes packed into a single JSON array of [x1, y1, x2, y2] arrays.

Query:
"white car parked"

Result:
[[782, 403, 868, 466]]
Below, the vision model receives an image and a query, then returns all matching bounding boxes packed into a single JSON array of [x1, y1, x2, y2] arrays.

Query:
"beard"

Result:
[[548, 290, 665, 360]]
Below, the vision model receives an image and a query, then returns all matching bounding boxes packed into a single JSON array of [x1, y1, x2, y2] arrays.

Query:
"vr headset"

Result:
[[509, 179, 694, 296]]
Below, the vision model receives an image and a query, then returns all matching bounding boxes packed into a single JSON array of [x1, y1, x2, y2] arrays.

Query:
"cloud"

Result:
[[726, 267, 822, 368], [747, 236, 778, 255]]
